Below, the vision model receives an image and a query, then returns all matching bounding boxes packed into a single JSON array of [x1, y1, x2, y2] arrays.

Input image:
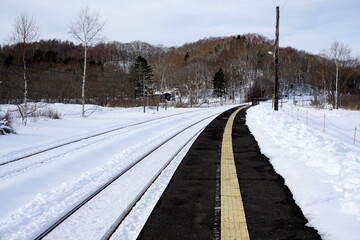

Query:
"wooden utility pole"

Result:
[[274, 6, 280, 111]]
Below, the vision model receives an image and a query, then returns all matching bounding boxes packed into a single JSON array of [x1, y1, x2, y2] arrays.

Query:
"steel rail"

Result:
[[0, 109, 206, 167], [34, 111, 221, 240], [101, 125, 205, 240]]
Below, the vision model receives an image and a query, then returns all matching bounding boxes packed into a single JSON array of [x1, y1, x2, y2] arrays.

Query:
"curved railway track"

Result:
[[32, 111, 221, 240], [0, 109, 204, 167], [0, 110, 213, 180]]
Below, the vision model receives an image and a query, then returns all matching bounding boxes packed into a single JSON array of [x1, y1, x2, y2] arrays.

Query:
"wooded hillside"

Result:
[[1, 33, 359, 108]]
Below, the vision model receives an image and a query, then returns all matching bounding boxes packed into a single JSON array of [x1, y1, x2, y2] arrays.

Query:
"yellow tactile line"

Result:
[[221, 106, 250, 240]]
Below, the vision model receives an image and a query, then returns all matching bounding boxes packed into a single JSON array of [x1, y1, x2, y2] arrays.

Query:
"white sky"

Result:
[[0, 0, 359, 57]]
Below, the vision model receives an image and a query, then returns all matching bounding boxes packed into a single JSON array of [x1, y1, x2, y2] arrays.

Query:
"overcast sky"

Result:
[[1, 0, 359, 57]]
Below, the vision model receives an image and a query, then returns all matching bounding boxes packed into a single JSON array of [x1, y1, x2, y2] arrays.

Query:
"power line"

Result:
[[281, 0, 290, 11]]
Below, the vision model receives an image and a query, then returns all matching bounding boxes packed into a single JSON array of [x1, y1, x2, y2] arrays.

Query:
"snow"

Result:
[[246, 101, 360, 240], [0, 103, 236, 240], [0, 101, 360, 240]]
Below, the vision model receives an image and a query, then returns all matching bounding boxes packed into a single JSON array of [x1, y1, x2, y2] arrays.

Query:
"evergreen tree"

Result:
[[129, 56, 154, 97], [213, 68, 226, 99], [184, 52, 190, 61]]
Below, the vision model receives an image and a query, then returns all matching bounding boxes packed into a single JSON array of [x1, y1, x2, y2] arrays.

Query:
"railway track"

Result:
[[33, 111, 219, 240], [0, 109, 204, 167], [0, 109, 216, 181]]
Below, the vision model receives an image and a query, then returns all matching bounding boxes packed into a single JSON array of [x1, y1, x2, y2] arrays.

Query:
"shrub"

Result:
[[0, 111, 16, 135], [310, 99, 325, 109], [340, 94, 360, 110], [107, 99, 142, 108], [33, 107, 61, 119]]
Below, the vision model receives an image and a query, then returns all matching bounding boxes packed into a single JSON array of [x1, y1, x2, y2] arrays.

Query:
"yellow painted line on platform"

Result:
[[221, 106, 250, 240]]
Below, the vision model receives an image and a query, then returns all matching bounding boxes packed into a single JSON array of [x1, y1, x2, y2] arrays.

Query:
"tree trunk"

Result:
[[335, 62, 339, 109], [322, 69, 327, 106], [82, 45, 87, 117], [190, 82, 192, 108], [23, 41, 28, 125], [143, 76, 146, 113]]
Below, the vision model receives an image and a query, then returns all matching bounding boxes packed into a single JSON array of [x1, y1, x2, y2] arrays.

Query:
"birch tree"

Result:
[[69, 6, 105, 117], [322, 42, 353, 109], [10, 11, 39, 125]]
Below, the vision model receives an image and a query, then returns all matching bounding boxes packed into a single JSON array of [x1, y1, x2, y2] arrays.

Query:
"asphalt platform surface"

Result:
[[137, 106, 322, 240]]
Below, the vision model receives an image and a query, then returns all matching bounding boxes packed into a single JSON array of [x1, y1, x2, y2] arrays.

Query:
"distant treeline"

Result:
[[1, 33, 359, 107]]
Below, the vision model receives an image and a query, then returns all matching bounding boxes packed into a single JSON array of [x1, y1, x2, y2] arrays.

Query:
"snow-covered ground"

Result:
[[247, 101, 360, 240], [1, 101, 360, 240], [0, 103, 237, 240]]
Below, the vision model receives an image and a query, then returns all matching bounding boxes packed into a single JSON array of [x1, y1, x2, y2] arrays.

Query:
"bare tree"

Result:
[[69, 6, 105, 117], [10, 11, 40, 125], [322, 41, 353, 109]]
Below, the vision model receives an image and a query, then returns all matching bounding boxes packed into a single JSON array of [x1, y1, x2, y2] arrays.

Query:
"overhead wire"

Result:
[[280, 0, 290, 11]]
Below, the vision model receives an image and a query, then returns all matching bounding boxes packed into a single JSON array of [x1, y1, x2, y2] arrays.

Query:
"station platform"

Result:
[[137, 106, 322, 240]]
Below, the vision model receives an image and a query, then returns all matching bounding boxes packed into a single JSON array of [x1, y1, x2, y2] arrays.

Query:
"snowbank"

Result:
[[246, 101, 360, 240]]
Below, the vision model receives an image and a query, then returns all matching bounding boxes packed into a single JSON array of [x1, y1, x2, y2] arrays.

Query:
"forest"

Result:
[[1, 33, 360, 109]]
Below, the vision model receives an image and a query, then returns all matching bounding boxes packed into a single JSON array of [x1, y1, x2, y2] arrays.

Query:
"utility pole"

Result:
[[274, 6, 280, 111]]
